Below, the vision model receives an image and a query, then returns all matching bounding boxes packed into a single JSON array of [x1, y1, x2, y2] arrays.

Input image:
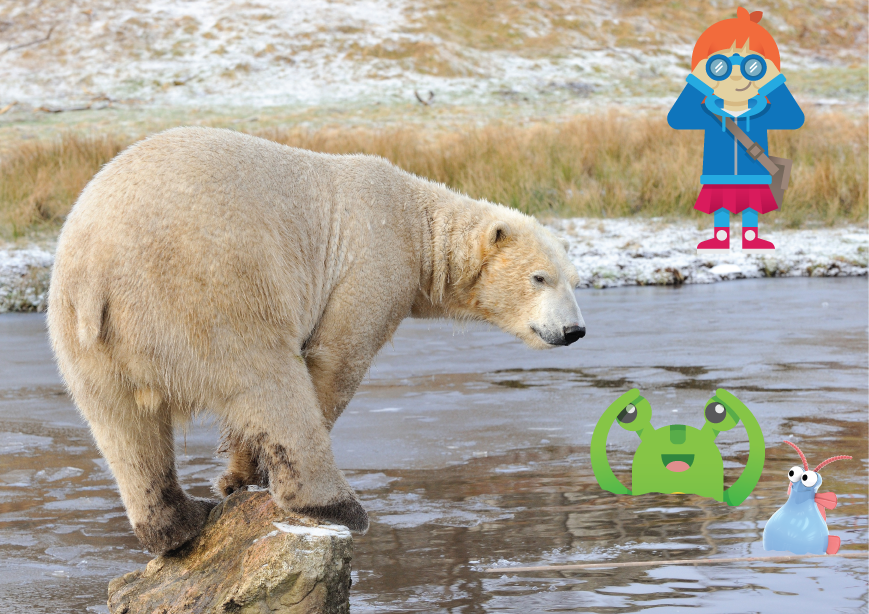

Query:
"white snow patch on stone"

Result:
[[273, 522, 352, 539]]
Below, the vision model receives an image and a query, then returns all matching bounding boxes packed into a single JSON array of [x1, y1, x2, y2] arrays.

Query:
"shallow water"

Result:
[[0, 277, 867, 613]]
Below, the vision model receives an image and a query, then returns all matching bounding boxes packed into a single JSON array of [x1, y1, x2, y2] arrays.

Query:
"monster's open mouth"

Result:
[[662, 454, 694, 472]]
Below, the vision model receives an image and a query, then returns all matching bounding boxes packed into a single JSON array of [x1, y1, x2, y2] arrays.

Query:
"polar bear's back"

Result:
[[47, 127, 409, 403]]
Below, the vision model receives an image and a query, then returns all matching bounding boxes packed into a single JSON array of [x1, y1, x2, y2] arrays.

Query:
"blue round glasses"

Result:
[[705, 54, 767, 81]]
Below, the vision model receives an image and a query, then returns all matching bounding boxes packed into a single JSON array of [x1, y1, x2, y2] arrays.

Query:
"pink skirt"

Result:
[[694, 184, 778, 214]]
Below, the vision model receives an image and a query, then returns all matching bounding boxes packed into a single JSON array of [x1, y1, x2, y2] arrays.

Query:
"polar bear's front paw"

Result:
[[299, 498, 370, 534]]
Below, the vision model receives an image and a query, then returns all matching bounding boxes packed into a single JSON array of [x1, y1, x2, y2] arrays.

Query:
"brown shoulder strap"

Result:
[[723, 117, 779, 175]]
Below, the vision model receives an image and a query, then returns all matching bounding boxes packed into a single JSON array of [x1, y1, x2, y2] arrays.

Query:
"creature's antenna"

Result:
[[814, 455, 852, 473], [783, 440, 808, 471]]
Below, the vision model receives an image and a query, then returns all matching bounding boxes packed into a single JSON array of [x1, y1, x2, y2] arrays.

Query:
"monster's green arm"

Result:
[[718, 388, 765, 506], [589, 389, 640, 495]]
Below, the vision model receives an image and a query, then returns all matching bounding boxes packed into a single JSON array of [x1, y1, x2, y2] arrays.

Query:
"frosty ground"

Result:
[[2, 219, 865, 313]]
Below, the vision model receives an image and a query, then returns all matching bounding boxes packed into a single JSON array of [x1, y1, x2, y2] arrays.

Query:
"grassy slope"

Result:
[[2, 111, 866, 240]]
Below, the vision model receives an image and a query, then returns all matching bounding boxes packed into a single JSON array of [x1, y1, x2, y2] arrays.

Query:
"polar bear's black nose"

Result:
[[563, 325, 585, 345]]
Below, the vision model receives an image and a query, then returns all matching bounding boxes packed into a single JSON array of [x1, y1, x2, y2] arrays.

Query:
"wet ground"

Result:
[[1, 277, 867, 613]]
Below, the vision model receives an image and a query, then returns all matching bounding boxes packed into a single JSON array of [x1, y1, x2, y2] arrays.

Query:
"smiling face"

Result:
[[692, 40, 780, 105], [470, 221, 585, 350], [630, 424, 725, 500]]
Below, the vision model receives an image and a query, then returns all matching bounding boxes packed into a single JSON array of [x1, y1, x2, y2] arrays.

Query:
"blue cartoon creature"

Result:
[[668, 8, 804, 253], [763, 440, 852, 555]]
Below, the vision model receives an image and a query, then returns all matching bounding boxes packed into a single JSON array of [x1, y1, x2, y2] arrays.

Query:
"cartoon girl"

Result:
[[668, 8, 804, 253]]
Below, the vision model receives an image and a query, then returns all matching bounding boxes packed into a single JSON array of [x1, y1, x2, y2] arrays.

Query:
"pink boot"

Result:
[[742, 227, 775, 253], [697, 227, 730, 253]]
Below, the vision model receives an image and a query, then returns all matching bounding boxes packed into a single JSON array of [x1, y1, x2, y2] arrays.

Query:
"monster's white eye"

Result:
[[801, 470, 819, 487], [787, 466, 803, 483], [618, 404, 637, 424]]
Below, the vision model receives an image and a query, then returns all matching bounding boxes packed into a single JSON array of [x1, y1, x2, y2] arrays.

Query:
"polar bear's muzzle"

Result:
[[529, 283, 585, 347], [532, 323, 586, 346]]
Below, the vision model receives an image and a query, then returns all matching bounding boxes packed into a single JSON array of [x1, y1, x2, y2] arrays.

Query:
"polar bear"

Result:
[[47, 127, 585, 555]]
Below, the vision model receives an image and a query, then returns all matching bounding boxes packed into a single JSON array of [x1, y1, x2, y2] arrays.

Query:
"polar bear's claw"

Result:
[[215, 469, 268, 498]]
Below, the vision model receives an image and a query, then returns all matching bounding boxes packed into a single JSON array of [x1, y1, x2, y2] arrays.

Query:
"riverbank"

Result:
[[2, 220, 865, 312]]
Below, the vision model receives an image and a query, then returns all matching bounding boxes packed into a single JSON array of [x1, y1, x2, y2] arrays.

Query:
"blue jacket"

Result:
[[667, 74, 804, 185]]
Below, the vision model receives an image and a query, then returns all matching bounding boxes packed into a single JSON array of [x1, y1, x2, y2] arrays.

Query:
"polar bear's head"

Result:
[[450, 216, 585, 350]]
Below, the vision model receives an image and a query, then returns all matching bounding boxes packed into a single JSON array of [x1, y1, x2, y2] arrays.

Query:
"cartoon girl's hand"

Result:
[[751, 60, 780, 93], [691, 58, 719, 91]]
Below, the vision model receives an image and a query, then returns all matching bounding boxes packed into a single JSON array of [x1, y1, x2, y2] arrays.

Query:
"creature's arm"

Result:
[[590, 390, 639, 495], [667, 79, 712, 130], [719, 389, 765, 506], [760, 79, 805, 130], [815, 492, 838, 521]]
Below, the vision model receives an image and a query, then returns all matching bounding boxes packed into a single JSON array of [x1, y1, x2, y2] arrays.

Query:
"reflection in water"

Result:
[[1, 420, 864, 613], [348, 430, 867, 613]]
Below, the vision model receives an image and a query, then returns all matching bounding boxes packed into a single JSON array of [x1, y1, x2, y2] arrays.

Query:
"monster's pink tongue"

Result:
[[666, 461, 691, 472]]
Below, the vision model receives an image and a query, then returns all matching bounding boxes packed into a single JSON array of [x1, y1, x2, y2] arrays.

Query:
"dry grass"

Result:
[[1, 111, 866, 238]]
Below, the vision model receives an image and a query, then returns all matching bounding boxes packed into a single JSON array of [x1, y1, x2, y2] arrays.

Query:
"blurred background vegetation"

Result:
[[0, 0, 866, 238]]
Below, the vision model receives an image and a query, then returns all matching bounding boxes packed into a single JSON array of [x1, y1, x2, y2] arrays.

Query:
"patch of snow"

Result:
[[0, 245, 54, 312], [272, 521, 352, 539], [709, 264, 742, 276], [547, 219, 868, 288], [0, 221, 864, 313]]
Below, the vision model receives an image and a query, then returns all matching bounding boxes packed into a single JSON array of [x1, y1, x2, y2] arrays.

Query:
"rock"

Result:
[[108, 489, 353, 614]]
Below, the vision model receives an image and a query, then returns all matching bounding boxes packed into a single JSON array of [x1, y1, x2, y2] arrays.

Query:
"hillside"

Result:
[[1, 0, 866, 112]]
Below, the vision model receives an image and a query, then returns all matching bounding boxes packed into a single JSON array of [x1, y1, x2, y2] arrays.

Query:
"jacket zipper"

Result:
[[734, 120, 738, 176]]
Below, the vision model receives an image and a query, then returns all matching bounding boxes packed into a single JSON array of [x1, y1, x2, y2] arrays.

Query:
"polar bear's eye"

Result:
[[534, 275, 545, 283]]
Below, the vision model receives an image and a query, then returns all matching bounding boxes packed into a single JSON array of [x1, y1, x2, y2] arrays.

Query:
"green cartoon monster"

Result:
[[590, 388, 764, 506]]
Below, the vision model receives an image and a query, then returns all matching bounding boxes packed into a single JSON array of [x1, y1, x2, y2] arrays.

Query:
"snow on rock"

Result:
[[547, 218, 868, 288], [0, 221, 865, 313]]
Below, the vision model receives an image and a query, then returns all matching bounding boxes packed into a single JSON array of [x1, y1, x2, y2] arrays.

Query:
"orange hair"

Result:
[[691, 7, 780, 70]]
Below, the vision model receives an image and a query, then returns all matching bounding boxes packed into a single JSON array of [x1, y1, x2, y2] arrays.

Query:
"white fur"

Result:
[[47, 127, 584, 552]]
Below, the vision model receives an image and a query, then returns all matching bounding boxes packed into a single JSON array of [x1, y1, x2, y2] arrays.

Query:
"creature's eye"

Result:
[[618, 404, 637, 424], [787, 466, 803, 483], [801, 470, 819, 487], [531, 272, 551, 286], [705, 402, 727, 424]]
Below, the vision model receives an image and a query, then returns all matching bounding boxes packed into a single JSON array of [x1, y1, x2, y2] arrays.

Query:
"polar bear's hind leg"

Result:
[[76, 385, 215, 555]]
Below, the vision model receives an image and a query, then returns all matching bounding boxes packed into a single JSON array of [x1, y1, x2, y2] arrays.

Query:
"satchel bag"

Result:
[[723, 117, 792, 208]]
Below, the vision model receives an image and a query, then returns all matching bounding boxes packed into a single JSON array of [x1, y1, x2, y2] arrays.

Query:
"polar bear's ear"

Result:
[[485, 221, 511, 248]]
